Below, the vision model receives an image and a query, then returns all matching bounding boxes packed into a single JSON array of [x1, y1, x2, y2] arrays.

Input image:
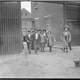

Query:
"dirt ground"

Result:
[[0, 47, 80, 78]]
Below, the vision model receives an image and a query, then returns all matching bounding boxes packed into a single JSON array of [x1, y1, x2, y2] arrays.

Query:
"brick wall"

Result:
[[31, 2, 64, 42]]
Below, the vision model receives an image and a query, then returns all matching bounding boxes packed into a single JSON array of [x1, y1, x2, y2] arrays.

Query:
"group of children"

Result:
[[23, 25, 72, 54], [23, 29, 55, 54]]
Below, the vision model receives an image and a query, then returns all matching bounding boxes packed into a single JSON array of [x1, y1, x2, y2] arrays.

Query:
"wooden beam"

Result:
[[0, 0, 79, 2]]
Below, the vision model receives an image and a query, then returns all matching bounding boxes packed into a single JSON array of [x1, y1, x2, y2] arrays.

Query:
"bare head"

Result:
[[48, 31, 51, 34], [28, 31, 31, 34], [43, 29, 46, 33], [46, 24, 50, 26], [65, 27, 68, 31]]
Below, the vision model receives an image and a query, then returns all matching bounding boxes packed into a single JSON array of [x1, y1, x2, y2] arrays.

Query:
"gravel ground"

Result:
[[0, 47, 80, 78]]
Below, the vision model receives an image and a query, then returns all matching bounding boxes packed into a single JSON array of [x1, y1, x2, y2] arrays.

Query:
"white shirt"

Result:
[[35, 33, 38, 39], [63, 31, 71, 42], [43, 33, 46, 36], [64, 32, 68, 36], [28, 34, 30, 38]]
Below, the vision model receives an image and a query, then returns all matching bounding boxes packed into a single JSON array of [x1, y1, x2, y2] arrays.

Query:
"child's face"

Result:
[[48, 32, 51, 34], [65, 28, 68, 31]]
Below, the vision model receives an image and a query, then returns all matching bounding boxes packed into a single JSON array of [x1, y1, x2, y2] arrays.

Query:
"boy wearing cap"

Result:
[[62, 25, 72, 52], [26, 31, 32, 54], [34, 30, 41, 53]]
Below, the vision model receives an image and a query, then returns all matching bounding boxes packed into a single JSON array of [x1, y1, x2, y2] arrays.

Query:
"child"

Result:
[[62, 25, 72, 53], [47, 31, 55, 52]]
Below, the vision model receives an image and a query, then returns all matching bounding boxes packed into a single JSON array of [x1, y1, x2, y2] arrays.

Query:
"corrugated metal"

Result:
[[64, 4, 80, 45], [0, 2, 22, 55]]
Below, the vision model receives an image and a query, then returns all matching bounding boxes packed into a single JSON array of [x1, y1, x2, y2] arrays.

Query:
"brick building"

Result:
[[31, 1, 80, 45], [21, 8, 34, 36], [31, 1, 64, 42]]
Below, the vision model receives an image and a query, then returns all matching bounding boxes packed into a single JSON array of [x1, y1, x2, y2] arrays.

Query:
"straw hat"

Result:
[[65, 25, 69, 28], [64, 24, 70, 30]]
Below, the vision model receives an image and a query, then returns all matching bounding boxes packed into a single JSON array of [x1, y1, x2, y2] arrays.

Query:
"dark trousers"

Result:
[[34, 41, 40, 53], [31, 41, 34, 50], [68, 42, 72, 50], [49, 46, 52, 52], [41, 43, 45, 52], [27, 42, 31, 54], [64, 41, 72, 52]]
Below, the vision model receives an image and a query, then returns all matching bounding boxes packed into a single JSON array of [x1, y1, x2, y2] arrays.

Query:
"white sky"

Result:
[[21, 1, 31, 13]]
